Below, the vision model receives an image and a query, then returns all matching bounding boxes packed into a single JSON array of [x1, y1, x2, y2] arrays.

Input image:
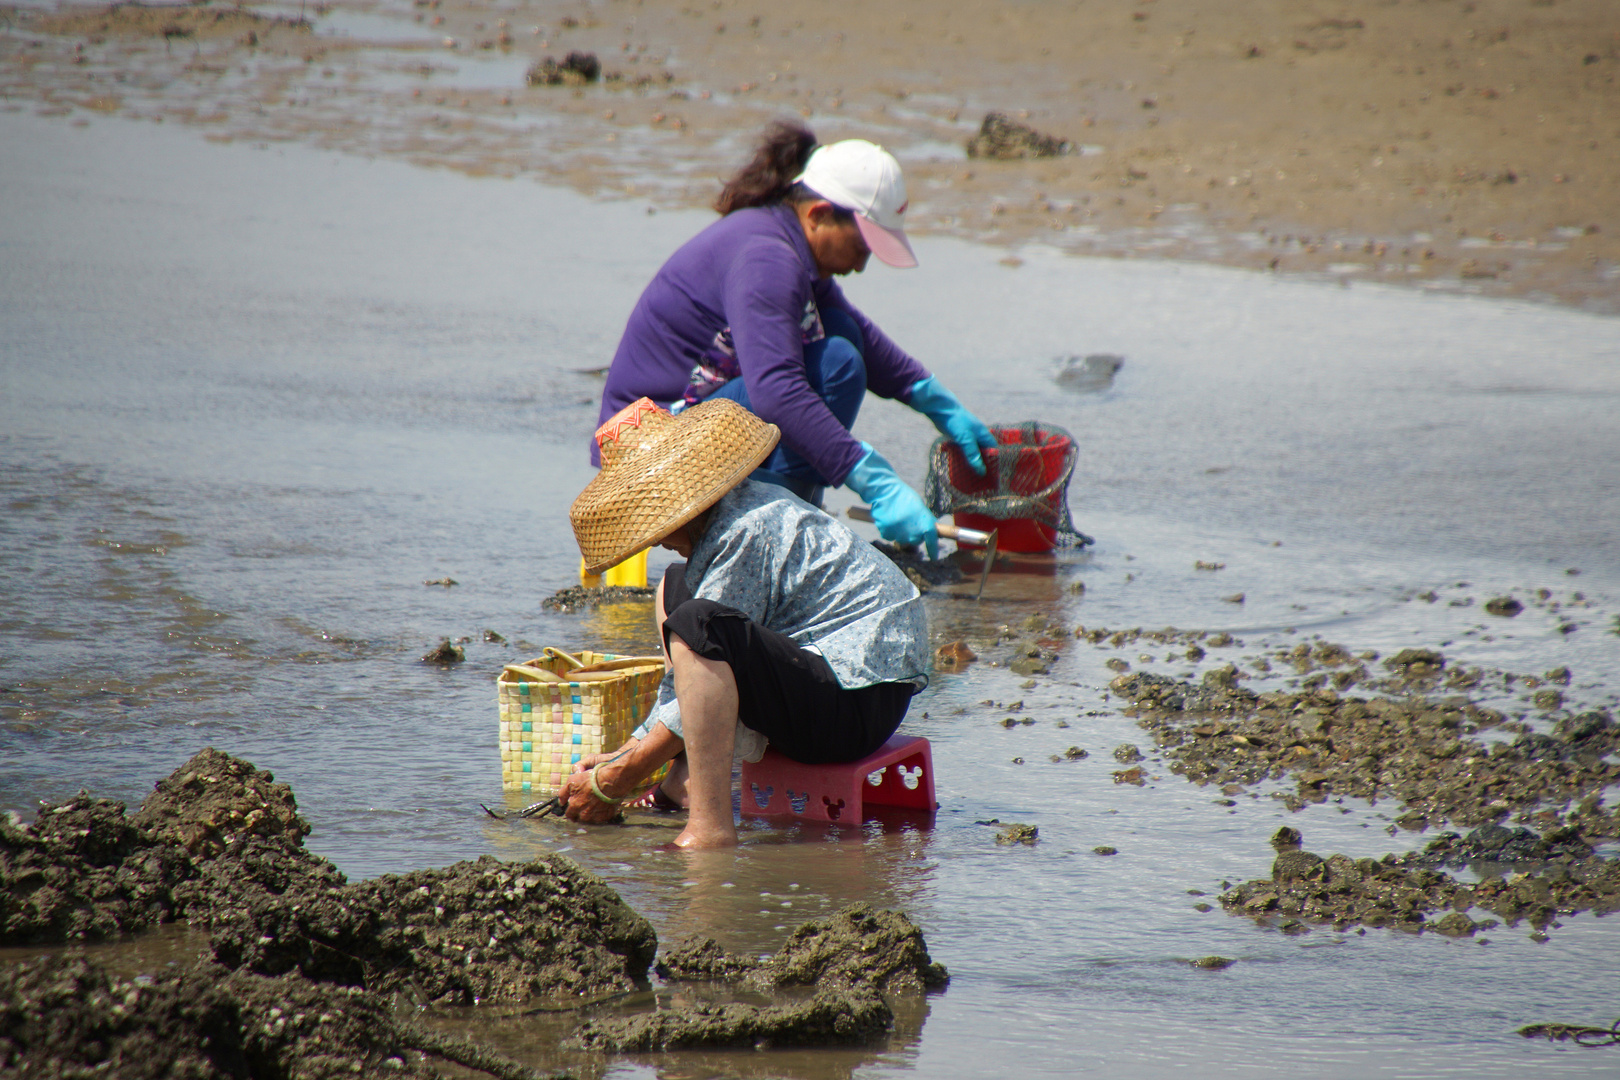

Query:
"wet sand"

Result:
[[2, 0, 1616, 311], [4, 9, 1620, 1074]]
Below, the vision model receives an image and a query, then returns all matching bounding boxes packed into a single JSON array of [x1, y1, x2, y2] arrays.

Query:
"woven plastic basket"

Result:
[[497, 647, 667, 794]]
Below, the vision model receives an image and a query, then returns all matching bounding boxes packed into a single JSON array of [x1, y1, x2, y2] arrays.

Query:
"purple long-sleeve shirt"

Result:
[[595, 203, 930, 485]]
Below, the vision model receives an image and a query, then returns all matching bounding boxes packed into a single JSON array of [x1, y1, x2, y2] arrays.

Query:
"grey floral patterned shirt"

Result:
[[631, 479, 930, 754]]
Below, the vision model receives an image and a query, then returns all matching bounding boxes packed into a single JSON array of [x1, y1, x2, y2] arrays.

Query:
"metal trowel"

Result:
[[847, 506, 999, 601], [480, 796, 563, 820]]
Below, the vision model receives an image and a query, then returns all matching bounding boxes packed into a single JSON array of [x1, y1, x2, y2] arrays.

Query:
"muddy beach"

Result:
[[6, 633, 1618, 1074], [7, 633, 1616, 1076], [1, 0, 1616, 312], [4, 6, 1620, 1073]]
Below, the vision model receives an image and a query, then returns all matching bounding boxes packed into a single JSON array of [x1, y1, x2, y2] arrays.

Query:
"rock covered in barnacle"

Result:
[[966, 112, 1071, 159], [1111, 668, 1620, 832], [207, 854, 658, 1004], [655, 935, 761, 981], [581, 904, 947, 1051], [525, 50, 600, 85], [656, 904, 948, 995], [133, 747, 310, 857], [1219, 830, 1620, 937], [541, 583, 658, 612], [765, 905, 950, 994], [2, 749, 659, 1003], [0, 956, 448, 1079], [0, 795, 186, 944], [0, 748, 315, 946], [571, 986, 892, 1051]]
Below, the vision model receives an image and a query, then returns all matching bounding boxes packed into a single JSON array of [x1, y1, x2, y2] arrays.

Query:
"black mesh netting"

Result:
[[923, 422, 1093, 547]]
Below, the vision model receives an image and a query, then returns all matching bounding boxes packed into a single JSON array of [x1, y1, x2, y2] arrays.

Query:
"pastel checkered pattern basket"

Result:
[[498, 647, 667, 794]]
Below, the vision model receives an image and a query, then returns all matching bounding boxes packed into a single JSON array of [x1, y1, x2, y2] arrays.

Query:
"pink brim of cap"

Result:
[[855, 214, 918, 269]]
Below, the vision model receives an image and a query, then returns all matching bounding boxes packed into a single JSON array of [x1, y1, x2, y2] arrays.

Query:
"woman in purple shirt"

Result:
[[597, 122, 995, 557]]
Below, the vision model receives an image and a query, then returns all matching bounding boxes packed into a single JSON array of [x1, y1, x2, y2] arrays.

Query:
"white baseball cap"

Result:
[[793, 139, 917, 268]]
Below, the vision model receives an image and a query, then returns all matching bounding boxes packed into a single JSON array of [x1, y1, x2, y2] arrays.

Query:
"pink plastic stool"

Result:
[[740, 734, 936, 822]]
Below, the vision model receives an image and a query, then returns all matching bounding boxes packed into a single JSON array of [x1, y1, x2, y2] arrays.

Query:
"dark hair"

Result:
[[714, 121, 850, 219], [784, 182, 855, 222]]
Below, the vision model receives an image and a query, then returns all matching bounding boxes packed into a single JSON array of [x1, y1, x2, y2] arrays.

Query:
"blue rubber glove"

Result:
[[907, 376, 997, 476], [844, 443, 939, 560]]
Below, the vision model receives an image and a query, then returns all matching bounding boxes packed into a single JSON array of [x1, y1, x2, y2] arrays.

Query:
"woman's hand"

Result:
[[558, 727, 684, 824], [907, 376, 997, 475], [570, 749, 620, 774], [560, 740, 643, 822], [559, 768, 625, 823], [844, 444, 939, 559]]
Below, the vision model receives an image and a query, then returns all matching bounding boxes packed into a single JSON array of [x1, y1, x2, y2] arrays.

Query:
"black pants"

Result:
[[661, 563, 913, 764]]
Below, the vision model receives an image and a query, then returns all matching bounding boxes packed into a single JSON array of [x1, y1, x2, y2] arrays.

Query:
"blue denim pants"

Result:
[[710, 306, 866, 508]]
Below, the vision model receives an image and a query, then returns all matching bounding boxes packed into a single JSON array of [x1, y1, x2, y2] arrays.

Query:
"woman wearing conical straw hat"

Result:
[[592, 121, 996, 562], [562, 396, 930, 848]]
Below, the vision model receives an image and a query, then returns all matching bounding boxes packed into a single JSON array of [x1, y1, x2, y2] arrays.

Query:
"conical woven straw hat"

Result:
[[571, 397, 780, 573]]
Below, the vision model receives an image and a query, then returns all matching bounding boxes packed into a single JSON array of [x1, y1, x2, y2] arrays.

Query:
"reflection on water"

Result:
[[481, 809, 937, 958], [0, 922, 212, 984], [577, 598, 665, 659], [430, 986, 931, 1080], [457, 818, 941, 1079], [3, 111, 1619, 1078]]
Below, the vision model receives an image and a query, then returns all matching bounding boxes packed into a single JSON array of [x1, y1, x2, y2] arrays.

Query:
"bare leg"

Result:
[[659, 754, 690, 807], [651, 571, 689, 807], [655, 571, 672, 666], [667, 636, 739, 848]]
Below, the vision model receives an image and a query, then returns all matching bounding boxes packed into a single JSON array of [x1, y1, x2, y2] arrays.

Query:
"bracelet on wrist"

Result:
[[588, 763, 621, 804]]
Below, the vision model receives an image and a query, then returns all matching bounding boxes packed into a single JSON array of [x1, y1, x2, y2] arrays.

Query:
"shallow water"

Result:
[[2, 112, 1619, 1078]]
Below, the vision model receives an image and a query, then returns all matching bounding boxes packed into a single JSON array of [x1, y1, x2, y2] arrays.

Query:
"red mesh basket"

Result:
[[924, 423, 1085, 553]]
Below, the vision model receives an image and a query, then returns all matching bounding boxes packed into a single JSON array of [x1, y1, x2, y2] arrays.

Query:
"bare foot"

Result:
[[673, 823, 738, 849]]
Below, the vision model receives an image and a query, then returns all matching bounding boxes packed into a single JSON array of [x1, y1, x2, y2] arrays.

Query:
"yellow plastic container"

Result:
[[579, 548, 648, 589]]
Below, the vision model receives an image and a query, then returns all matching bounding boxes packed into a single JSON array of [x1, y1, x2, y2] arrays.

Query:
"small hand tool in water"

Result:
[[848, 506, 999, 601], [480, 796, 563, 820], [1518, 1017, 1620, 1047]]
